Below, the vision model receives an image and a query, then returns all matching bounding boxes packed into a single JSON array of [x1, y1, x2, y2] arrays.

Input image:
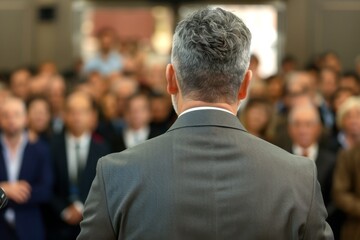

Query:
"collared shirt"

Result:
[[337, 131, 349, 149], [179, 106, 235, 117], [65, 132, 91, 184], [124, 126, 150, 148], [292, 143, 319, 161], [84, 51, 123, 76], [1, 133, 28, 225]]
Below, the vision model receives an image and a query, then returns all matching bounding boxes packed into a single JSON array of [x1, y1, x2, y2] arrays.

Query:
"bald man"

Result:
[[47, 92, 109, 240], [287, 104, 336, 211], [0, 97, 53, 240]]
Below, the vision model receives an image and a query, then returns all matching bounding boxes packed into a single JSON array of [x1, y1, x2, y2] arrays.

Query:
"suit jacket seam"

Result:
[[302, 161, 316, 239], [99, 159, 117, 238]]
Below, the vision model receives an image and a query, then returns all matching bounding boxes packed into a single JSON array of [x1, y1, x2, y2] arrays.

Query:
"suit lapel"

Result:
[[82, 139, 93, 178], [59, 134, 70, 188], [0, 144, 8, 181], [18, 143, 31, 180]]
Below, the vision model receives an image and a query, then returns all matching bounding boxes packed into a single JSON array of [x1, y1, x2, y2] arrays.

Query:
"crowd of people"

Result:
[[0, 25, 359, 239]]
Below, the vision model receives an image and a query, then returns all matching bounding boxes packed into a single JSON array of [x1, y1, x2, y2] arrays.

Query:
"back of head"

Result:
[[171, 8, 251, 104]]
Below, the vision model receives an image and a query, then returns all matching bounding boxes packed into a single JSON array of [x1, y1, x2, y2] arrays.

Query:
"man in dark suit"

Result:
[[0, 97, 52, 240], [47, 92, 109, 240], [112, 92, 162, 152], [78, 8, 333, 239], [286, 104, 336, 208]]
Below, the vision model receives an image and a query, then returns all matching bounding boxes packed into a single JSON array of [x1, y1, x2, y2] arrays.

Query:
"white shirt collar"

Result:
[[292, 143, 319, 161], [66, 132, 91, 147], [1, 132, 28, 182], [179, 106, 235, 117], [124, 126, 150, 148]]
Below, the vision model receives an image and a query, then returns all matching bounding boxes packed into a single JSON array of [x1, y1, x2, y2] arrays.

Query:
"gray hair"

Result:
[[171, 8, 251, 103], [337, 96, 360, 129]]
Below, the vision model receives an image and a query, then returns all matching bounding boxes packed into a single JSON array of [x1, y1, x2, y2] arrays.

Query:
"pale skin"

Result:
[[165, 63, 252, 115]]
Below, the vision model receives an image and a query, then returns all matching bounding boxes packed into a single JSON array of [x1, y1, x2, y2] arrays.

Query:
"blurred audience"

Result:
[[286, 104, 336, 211], [333, 139, 360, 240], [332, 98, 360, 239], [46, 92, 109, 240], [330, 97, 360, 152], [240, 98, 275, 142], [9, 68, 31, 101], [83, 28, 123, 77], [149, 92, 176, 134], [47, 76, 67, 134], [113, 92, 161, 152], [339, 71, 360, 95], [27, 96, 52, 143], [0, 97, 52, 240], [0, 23, 360, 239]]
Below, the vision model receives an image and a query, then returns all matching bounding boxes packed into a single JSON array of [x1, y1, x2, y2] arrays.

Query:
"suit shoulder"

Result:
[[27, 139, 50, 157], [243, 134, 316, 180], [99, 133, 170, 167]]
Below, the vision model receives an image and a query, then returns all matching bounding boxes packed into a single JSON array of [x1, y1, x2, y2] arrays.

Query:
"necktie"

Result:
[[69, 142, 82, 202], [75, 142, 83, 182]]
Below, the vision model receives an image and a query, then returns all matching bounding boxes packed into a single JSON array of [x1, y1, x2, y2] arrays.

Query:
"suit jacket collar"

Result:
[[168, 109, 247, 133]]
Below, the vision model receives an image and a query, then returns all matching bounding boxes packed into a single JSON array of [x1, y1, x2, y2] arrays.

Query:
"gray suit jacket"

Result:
[[78, 110, 333, 240]]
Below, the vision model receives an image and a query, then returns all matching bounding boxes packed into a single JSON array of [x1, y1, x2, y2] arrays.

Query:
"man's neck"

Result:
[[68, 131, 88, 139], [4, 133, 23, 151], [178, 100, 238, 116], [100, 49, 111, 58]]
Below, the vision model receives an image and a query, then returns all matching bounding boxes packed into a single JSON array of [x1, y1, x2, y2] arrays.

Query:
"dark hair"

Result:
[[125, 92, 150, 111], [241, 98, 274, 140], [26, 95, 50, 111], [341, 71, 360, 84], [96, 27, 116, 39], [281, 55, 297, 65], [66, 91, 98, 112]]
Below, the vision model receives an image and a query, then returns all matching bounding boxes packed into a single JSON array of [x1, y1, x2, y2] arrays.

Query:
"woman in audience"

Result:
[[240, 98, 275, 142], [333, 98, 360, 240], [329, 96, 360, 152]]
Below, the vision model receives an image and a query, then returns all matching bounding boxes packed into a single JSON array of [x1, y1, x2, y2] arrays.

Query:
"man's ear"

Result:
[[238, 70, 252, 100], [166, 64, 179, 95]]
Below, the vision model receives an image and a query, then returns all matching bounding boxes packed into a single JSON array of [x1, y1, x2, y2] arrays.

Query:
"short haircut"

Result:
[[66, 91, 98, 112], [341, 71, 360, 84], [1, 96, 26, 114], [288, 104, 321, 124], [26, 95, 50, 110], [125, 92, 150, 111], [336, 96, 360, 129], [171, 8, 251, 103]]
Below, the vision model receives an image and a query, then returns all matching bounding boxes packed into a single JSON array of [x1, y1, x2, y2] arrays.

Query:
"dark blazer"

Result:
[[47, 132, 109, 240], [282, 144, 336, 208], [0, 139, 52, 240], [78, 110, 333, 240]]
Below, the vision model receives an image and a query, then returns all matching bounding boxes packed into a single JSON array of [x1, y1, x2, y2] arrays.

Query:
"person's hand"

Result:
[[63, 203, 83, 225], [0, 181, 32, 204]]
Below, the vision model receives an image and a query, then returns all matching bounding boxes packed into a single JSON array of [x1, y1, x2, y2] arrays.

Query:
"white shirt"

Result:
[[179, 106, 235, 117], [124, 126, 150, 148], [65, 132, 91, 184], [292, 144, 319, 161], [1, 133, 28, 225]]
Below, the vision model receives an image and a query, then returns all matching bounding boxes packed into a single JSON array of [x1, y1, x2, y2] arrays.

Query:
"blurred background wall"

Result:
[[0, 0, 359, 74]]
